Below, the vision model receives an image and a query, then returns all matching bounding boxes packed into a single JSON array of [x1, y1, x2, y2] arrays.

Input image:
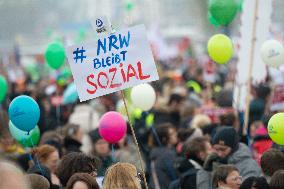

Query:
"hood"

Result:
[[150, 147, 175, 160], [228, 143, 252, 164]]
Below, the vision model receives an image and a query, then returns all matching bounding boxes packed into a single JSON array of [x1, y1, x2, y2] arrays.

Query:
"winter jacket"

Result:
[[169, 158, 203, 189], [196, 143, 262, 189], [228, 143, 262, 179], [149, 147, 177, 189]]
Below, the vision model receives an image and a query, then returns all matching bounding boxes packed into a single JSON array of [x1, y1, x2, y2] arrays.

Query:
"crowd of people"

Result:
[[0, 37, 284, 189]]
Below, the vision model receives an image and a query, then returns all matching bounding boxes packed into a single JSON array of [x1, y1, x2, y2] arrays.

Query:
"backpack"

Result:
[[168, 168, 198, 189]]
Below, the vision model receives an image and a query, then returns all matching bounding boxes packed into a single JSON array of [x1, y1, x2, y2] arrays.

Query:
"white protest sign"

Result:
[[66, 24, 159, 102]]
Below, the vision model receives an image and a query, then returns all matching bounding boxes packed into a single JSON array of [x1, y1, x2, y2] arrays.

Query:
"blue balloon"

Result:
[[8, 95, 40, 132], [9, 121, 40, 147], [63, 83, 78, 104]]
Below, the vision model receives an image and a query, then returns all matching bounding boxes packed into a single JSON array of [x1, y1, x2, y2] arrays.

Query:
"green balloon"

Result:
[[9, 121, 40, 147], [126, 2, 134, 11], [0, 75, 8, 103], [45, 42, 66, 70], [208, 12, 220, 27], [61, 67, 72, 79], [209, 0, 238, 26], [237, 0, 243, 12]]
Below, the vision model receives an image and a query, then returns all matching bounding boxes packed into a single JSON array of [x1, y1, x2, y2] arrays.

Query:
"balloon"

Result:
[[45, 42, 66, 70], [208, 12, 220, 27], [99, 111, 127, 144], [125, 0, 134, 11], [186, 80, 202, 94], [0, 75, 8, 103], [63, 83, 78, 104], [207, 34, 233, 64], [61, 67, 72, 79], [9, 121, 40, 147], [268, 113, 284, 145], [209, 0, 238, 26], [9, 95, 40, 132], [131, 84, 156, 111], [260, 40, 284, 68]]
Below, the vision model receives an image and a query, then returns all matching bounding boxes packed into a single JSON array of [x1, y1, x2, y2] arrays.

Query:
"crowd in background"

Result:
[[0, 37, 284, 189]]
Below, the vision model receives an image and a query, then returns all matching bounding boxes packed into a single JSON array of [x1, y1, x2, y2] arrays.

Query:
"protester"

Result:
[[103, 162, 142, 189], [211, 127, 262, 179], [0, 159, 30, 189], [62, 124, 84, 154], [89, 128, 115, 177], [56, 152, 100, 187], [170, 136, 212, 189], [269, 170, 284, 189], [31, 144, 61, 187], [66, 173, 99, 189], [26, 173, 50, 189], [149, 123, 178, 189], [212, 165, 242, 189], [260, 148, 284, 182]]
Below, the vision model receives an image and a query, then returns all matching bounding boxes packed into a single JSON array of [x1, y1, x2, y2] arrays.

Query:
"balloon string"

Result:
[[29, 137, 44, 176], [111, 144, 115, 161], [121, 91, 148, 189]]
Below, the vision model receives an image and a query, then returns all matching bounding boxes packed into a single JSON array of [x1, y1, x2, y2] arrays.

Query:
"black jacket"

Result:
[[64, 137, 82, 154], [149, 147, 177, 189]]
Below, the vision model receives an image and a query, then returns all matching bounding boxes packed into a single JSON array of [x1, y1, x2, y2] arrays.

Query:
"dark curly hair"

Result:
[[56, 152, 101, 187]]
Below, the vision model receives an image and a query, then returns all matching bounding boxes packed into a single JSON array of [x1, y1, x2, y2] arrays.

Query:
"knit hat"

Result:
[[212, 127, 239, 149], [88, 128, 102, 144]]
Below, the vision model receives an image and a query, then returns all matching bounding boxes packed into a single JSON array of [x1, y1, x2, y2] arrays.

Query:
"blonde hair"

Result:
[[103, 162, 141, 189], [191, 114, 211, 129]]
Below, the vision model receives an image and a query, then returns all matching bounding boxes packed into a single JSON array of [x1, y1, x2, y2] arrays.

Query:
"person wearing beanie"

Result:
[[89, 128, 116, 177], [211, 127, 261, 180]]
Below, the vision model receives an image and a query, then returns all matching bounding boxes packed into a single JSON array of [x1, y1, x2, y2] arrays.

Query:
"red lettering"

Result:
[[126, 64, 138, 82], [109, 67, 122, 88], [98, 72, 109, 89], [86, 74, 97, 94], [120, 63, 127, 82], [137, 62, 150, 80]]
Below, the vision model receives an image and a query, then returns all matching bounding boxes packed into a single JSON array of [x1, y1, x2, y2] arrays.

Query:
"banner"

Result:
[[66, 25, 159, 102]]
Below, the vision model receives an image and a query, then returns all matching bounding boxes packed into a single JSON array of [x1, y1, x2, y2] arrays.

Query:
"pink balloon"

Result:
[[99, 111, 127, 144]]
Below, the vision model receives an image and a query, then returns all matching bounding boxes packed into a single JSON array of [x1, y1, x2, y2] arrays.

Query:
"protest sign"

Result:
[[66, 24, 159, 102]]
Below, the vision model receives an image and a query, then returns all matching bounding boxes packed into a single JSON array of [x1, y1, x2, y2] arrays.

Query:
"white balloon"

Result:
[[131, 83, 156, 111], [260, 40, 284, 68]]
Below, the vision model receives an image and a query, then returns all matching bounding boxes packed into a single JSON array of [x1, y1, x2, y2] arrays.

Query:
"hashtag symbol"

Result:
[[73, 47, 87, 63]]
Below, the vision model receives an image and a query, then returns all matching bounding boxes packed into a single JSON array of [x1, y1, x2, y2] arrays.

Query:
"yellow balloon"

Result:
[[268, 113, 284, 145], [207, 34, 233, 64]]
